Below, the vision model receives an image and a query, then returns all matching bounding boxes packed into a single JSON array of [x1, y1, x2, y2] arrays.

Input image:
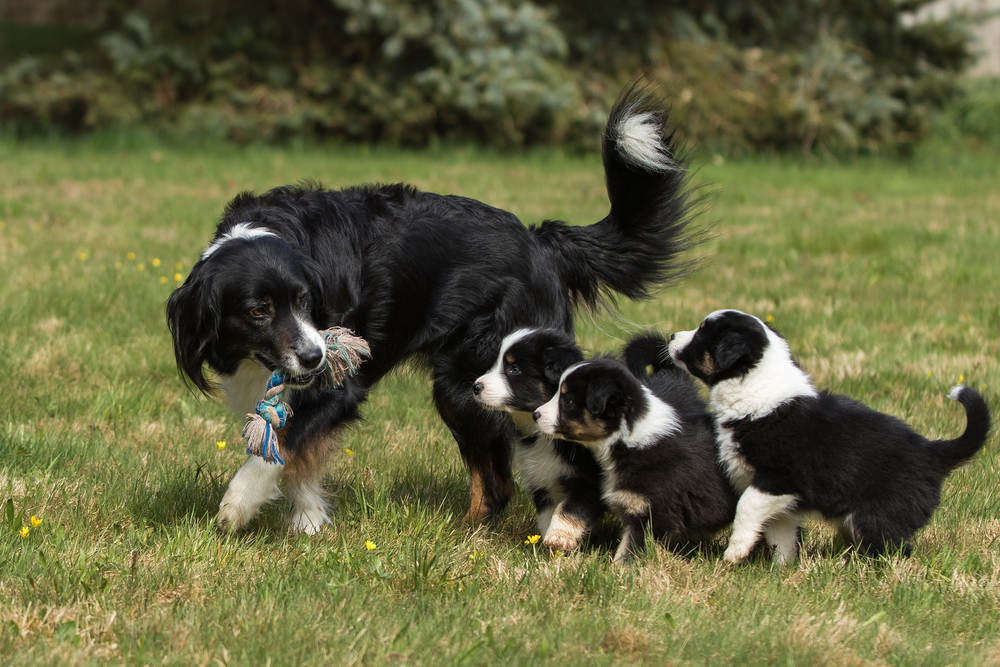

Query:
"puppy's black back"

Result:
[[623, 332, 707, 417]]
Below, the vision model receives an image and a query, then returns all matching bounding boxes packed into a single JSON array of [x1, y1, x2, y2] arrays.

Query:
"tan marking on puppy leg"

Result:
[[606, 490, 650, 518], [542, 504, 589, 552]]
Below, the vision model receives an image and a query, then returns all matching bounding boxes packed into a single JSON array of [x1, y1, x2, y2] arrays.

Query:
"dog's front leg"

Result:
[[542, 478, 605, 552], [724, 486, 798, 564], [217, 456, 283, 533]]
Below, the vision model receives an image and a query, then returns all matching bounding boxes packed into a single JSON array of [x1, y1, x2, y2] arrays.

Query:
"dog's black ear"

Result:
[[166, 265, 222, 396], [542, 346, 583, 385], [715, 330, 751, 372], [586, 375, 629, 418]]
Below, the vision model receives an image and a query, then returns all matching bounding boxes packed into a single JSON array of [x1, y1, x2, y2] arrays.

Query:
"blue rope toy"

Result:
[[242, 327, 370, 465]]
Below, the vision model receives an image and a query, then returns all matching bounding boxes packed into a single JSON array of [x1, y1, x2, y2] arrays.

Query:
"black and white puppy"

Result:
[[473, 328, 606, 551], [533, 333, 737, 562], [166, 83, 700, 534], [668, 309, 991, 565]]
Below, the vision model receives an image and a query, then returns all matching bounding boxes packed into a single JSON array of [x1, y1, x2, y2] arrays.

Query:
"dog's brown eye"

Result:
[[507, 365, 520, 376], [298, 292, 309, 306], [249, 307, 267, 318]]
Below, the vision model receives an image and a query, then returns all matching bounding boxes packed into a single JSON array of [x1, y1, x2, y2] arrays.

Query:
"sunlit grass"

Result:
[[1, 137, 999, 665]]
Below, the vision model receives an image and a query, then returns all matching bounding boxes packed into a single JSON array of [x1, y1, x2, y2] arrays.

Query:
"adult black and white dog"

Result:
[[668, 309, 991, 564], [166, 85, 700, 534], [472, 328, 605, 552], [533, 333, 737, 562]]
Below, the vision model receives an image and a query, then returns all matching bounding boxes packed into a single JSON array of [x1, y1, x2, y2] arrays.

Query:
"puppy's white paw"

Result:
[[542, 511, 586, 552], [723, 539, 754, 564], [543, 527, 581, 552]]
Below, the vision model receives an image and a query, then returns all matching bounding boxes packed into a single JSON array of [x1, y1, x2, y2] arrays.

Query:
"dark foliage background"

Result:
[[0, 0, 982, 154]]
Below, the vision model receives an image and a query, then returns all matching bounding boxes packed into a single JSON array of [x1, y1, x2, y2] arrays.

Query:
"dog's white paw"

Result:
[[287, 477, 332, 535], [217, 457, 282, 533], [290, 504, 330, 535]]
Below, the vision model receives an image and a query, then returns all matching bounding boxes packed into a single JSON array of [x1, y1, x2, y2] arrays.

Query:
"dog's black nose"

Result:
[[472, 382, 484, 396], [297, 347, 324, 369], [532, 410, 541, 421]]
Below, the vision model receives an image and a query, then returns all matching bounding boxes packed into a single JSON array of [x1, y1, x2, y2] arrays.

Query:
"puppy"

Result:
[[473, 328, 605, 551], [534, 333, 737, 562], [166, 83, 701, 533], [668, 309, 991, 564]]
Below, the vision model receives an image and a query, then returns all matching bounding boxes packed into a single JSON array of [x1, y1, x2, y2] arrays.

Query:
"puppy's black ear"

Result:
[[166, 265, 221, 396], [586, 376, 629, 418], [542, 346, 583, 385], [715, 330, 751, 372]]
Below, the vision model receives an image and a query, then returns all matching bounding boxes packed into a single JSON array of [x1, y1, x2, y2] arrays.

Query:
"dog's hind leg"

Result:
[[433, 377, 516, 524], [613, 518, 647, 563]]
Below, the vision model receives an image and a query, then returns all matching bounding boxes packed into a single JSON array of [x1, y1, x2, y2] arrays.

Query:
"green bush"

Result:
[[0, 0, 980, 153]]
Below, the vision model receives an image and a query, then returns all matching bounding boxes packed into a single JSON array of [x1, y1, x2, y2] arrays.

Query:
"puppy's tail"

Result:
[[935, 385, 991, 472], [532, 82, 704, 309], [622, 331, 674, 380]]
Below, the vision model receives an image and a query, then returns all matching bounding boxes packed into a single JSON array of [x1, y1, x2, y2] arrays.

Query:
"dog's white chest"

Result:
[[219, 360, 271, 417], [718, 426, 754, 494]]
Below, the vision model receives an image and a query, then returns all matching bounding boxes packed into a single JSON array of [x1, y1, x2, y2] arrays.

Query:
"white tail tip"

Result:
[[616, 112, 679, 173], [947, 385, 965, 402]]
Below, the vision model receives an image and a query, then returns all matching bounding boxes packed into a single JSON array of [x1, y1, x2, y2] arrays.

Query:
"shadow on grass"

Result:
[[126, 461, 228, 528]]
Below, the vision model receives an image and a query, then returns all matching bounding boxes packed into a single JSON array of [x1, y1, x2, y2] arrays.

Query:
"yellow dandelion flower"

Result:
[[78, 252, 88, 261], [344, 449, 354, 456], [926, 371, 932, 378], [159, 276, 168, 284], [115, 261, 123, 269], [216, 440, 227, 450], [365, 540, 377, 550], [524, 534, 541, 545], [30, 516, 41, 528], [765, 314, 775, 323], [959, 375, 965, 384], [137, 263, 145, 272], [175, 262, 183, 271], [152, 258, 161, 267], [127, 252, 136, 261], [19, 527, 29, 538], [469, 550, 483, 561], [174, 273, 183, 281]]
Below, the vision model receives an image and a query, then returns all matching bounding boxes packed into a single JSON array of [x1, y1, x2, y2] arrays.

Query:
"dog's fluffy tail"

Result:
[[935, 385, 991, 471], [533, 83, 702, 308], [622, 331, 674, 380]]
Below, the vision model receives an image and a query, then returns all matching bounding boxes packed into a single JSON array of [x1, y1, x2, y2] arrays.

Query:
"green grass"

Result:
[[1, 137, 999, 666]]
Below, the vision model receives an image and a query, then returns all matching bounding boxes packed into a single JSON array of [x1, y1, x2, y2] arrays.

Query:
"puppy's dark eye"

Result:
[[298, 292, 309, 307], [507, 364, 520, 376], [249, 307, 267, 319], [562, 396, 573, 408]]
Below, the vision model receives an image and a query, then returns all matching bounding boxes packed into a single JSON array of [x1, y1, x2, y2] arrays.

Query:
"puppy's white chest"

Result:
[[718, 426, 754, 494]]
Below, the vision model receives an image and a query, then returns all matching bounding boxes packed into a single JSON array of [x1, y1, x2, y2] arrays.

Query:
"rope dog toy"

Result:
[[242, 327, 370, 465]]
